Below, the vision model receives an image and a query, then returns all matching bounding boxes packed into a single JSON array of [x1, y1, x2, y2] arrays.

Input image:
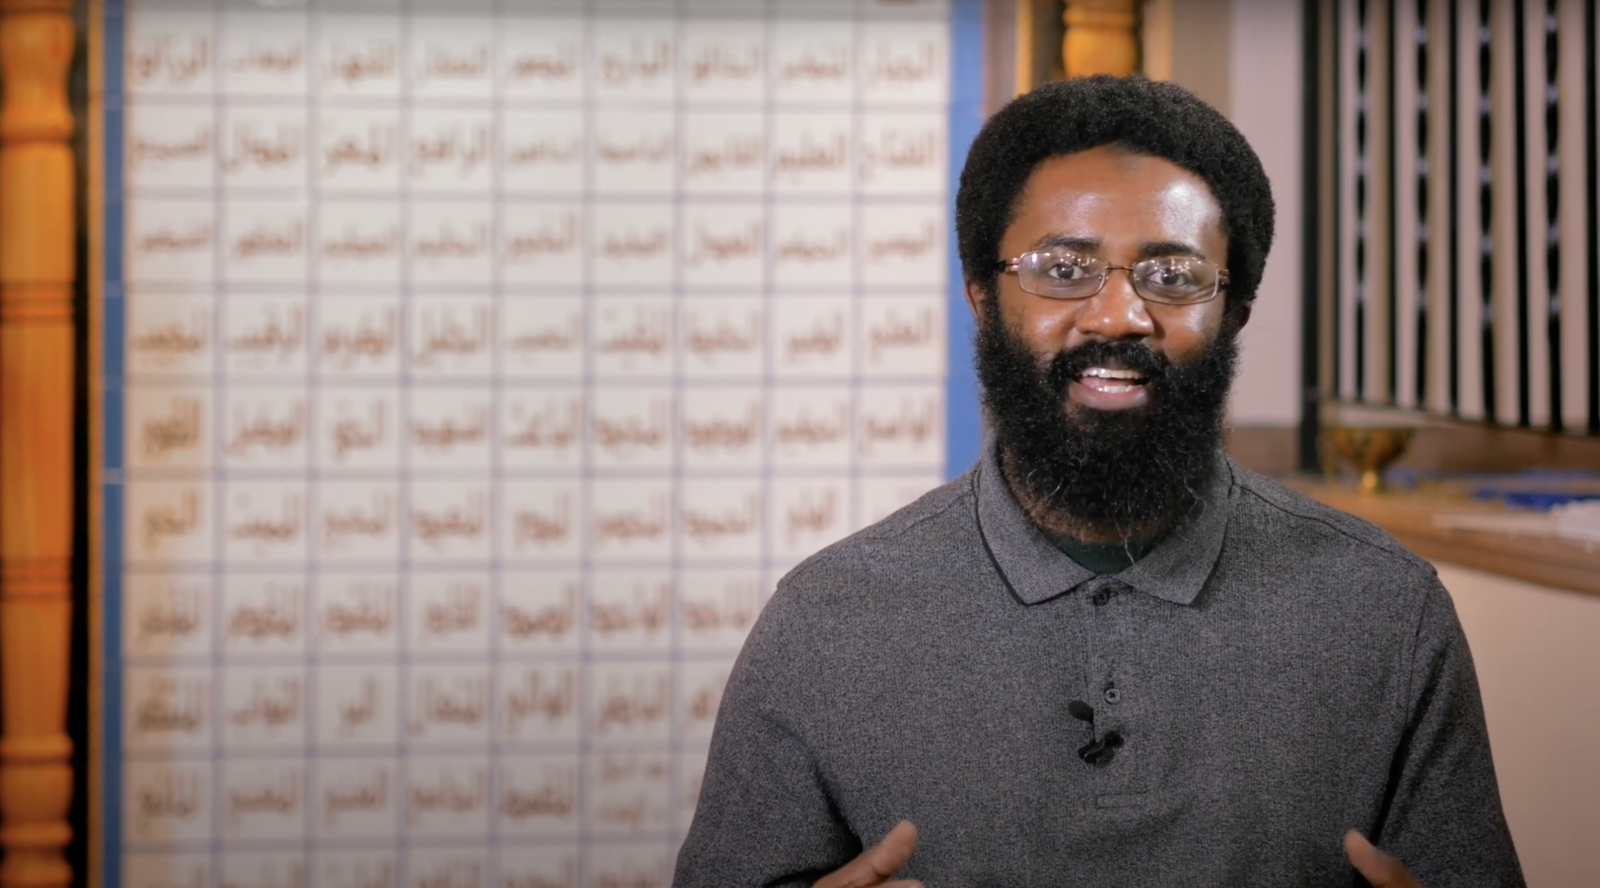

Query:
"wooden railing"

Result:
[[1015, 0, 1144, 93], [0, 1, 77, 886], [1062, 0, 1141, 77]]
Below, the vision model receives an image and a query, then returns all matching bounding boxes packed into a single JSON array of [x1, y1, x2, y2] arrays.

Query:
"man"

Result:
[[674, 76, 1523, 887]]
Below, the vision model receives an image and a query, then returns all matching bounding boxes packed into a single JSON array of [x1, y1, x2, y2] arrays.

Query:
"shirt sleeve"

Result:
[[672, 601, 860, 887], [1369, 575, 1525, 888]]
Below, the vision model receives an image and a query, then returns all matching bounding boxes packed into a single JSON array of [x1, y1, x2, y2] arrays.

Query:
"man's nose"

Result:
[[1074, 268, 1155, 340]]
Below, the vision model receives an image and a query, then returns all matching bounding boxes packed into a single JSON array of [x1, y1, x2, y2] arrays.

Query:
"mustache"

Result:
[[1045, 339, 1171, 391]]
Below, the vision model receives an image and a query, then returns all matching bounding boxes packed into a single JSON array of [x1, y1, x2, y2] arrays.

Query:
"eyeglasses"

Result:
[[998, 248, 1229, 306]]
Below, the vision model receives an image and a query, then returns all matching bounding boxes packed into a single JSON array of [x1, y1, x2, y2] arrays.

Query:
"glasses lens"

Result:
[[1133, 256, 1219, 304], [1022, 250, 1104, 298]]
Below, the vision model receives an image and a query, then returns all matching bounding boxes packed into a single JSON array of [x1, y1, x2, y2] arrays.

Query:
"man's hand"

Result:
[[814, 820, 920, 888], [1344, 830, 1425, 887]]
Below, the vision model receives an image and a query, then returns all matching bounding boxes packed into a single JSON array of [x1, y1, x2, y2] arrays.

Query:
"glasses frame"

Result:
[[997, 249, 1230, 306]]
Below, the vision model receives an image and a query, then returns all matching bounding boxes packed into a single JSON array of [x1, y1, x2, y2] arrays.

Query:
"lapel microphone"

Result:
[[1068, 699, 1123, 766]]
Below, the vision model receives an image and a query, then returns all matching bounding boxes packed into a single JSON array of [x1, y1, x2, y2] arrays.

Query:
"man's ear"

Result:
[[963, 280, 987, 319], [1225, 300, 1252, 336]]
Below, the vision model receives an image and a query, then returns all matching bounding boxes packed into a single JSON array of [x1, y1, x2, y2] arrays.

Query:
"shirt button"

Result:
[[1103, 686, 1121, 705], [1091, 589, 1114, 606]]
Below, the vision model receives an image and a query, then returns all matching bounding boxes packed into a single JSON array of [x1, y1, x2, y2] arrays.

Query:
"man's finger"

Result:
[[814, 820, 920, 888], [1344, 830, 1423, 888]]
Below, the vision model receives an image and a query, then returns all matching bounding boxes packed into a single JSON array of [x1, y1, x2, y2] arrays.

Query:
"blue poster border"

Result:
[[99, 3, 127, 887], [947, 0, 985, 479]]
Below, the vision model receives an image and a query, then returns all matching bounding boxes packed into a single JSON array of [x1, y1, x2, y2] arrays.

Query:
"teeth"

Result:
[[1081, 367, 1143, 380]]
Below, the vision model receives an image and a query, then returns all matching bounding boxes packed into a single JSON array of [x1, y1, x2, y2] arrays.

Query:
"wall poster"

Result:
[[94, 1, 983, 886]]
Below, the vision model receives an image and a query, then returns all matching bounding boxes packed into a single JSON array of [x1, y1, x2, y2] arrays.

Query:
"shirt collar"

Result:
[[973, 437, 1233, 607]]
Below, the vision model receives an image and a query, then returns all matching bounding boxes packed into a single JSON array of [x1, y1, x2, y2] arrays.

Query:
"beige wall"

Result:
[[1166, 0, 1232, 114], [1438, 562, 1600, 887], [1224, 0, 1304, 427]]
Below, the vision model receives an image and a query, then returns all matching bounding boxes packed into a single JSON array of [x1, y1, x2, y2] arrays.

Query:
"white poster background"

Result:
[[111, 1, 953, 884]]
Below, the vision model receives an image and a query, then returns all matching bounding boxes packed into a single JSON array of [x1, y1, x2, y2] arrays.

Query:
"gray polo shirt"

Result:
[[674, 448, 1524, 887]]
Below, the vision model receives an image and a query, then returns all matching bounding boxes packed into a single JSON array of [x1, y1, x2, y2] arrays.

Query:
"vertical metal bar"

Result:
[[1301, 0, 1324, 471], [1512, 0, 1533, 426], [1425, 0, 1455, 415], [1356, 0, 1371, 401], [1478, 0, 1497, 421], [1456, 0, 1487, 420], [1587, 0, 1598, 433], [1395, 0, 1420, 409], [1384, 0, 1399, 403], [1341, 0, 1364, 403], [1555, 0, 1589, 431], [1393, 0, 1420, 410], [1542, 0, 1562, 430], [1447, 0, 1461, 413], [1324, 0, 1343, 415], [1415, 0, 1430, 407], [1515, 0, 1552, 428]]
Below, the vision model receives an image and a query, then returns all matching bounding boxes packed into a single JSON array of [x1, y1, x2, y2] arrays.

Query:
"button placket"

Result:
[[1081, 592, 1136, 775], [1090, 581, 1124, 607]]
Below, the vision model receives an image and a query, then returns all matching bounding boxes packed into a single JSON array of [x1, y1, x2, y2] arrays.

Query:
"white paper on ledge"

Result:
[[1553, 502, 1600, 544]]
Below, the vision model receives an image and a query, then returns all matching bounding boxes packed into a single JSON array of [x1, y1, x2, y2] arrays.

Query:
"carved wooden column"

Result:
[[0, 1, 77, 887], [1062, 0, 1141, 78]]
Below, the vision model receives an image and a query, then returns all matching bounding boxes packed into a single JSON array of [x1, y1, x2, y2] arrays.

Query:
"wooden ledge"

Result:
[[1288, 480, 1600, 599]]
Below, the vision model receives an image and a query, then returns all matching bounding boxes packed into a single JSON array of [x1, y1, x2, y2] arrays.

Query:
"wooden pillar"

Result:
[[0, 1, 77, 887], [1062, 0, 1142, 78]]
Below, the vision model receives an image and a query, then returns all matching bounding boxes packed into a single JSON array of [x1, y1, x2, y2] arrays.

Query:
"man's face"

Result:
[[969, 145, 1234, 411], [967, 146, 1245, 538]]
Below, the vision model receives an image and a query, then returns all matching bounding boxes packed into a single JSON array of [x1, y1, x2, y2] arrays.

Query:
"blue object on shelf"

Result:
[[1492, 492, 1600, 510]]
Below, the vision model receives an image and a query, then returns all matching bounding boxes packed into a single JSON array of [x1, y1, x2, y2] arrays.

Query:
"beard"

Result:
[[974, 297, 1240, 540]]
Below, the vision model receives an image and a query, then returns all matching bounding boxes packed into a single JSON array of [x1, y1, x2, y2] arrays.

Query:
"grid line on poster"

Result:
[[850, 0, 864, 539], [396, 2, 415, 879], [668, 0, 686, 845], [488, 0, 505, 870], [305, 0, 323, 872], [208, 1, 225, 878], [576, 1, 595, 878]]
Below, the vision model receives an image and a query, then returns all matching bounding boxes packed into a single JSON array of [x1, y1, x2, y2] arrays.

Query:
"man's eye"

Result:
[[1145, 263, 1201, 289], [1153, 268, 1196, 287], [1046, 262, 1094, 282]]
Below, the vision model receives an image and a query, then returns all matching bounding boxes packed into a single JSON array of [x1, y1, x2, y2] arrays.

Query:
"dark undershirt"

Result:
[[1047, 532, 1160, 574]]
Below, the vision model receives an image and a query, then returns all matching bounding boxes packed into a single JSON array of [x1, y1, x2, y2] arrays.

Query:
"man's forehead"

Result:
[[1006, 152, 1227, 251], [1025, 233, 1213, 261], [1110, 146, 1156, 172]]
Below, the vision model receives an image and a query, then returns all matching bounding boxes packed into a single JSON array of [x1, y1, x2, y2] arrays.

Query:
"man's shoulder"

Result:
[[1226, 459, 1436, 579], [778, 469, 979, 594], [738, 470, 981, 669]]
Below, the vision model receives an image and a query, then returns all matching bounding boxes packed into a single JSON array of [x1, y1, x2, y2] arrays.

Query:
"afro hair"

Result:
[[955, 75, 1276, 313]]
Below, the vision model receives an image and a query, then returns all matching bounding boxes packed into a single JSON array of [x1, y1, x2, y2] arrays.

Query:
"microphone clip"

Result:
[[1067, 700, 1123, 766]]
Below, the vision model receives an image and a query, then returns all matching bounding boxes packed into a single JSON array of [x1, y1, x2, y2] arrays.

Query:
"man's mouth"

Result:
[[1066, 364, 1154, 410], [1077, 366, 1150, 394]]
